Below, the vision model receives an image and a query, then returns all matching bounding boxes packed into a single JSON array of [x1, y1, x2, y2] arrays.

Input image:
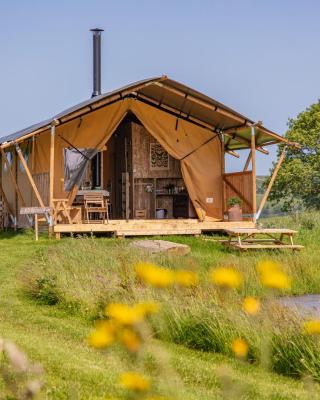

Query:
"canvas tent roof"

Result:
[[0, 75, 293, 150]]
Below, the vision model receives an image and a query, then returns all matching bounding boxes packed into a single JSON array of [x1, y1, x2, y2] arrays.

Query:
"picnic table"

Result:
[[221, 228, 304, 251]]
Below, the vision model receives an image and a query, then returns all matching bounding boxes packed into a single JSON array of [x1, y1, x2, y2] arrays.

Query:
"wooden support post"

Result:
[[49, 124, 55, 209], [243, 151, 252, 171], [221, 135, 225, 219], [31, 136, 35, 173], [153, 178, 157, 219], [251, 126, 257, 222], [256, 146, 287, 220], [49, 123, 56, 236], [15, 144, 45, 208], [225, 150, 240, 158], [34, 213, 39, 241], [68, 184, 80, 207]]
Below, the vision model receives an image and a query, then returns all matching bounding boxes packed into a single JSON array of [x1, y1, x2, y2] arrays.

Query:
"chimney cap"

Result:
[[90, 28, 104, 32]]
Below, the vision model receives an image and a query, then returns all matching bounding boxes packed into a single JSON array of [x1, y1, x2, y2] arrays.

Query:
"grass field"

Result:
[[0, 212, 320, 399]]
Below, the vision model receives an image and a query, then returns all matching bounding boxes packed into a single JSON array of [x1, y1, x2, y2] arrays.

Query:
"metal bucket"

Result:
[[156, 208, 167, 219]]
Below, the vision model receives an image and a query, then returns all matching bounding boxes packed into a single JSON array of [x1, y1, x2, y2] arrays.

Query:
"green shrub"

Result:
[[33, 276, 59, 305]]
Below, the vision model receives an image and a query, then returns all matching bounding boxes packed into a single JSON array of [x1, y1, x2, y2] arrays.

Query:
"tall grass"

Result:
[[23, 212, 320, 381]]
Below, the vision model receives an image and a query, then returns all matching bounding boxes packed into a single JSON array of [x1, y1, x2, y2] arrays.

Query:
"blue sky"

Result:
[[0, 0, 319, 174]]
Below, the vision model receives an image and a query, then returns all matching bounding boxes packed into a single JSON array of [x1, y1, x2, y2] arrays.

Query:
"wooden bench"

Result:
[[20, 207, 51, 241], [221, 228, 304, 251]]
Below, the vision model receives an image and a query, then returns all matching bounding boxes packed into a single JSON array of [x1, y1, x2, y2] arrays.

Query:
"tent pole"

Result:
[[221, 134, 225, 220], [15, 144, 45, 209], [251, 126, 257, 222], [49, 125, 56, 207], [225, 150, 240, 158], [49, 123, 56, 235], [31, 136, 35, 173], [256, 145, 287, 220], [243, 151, 252, 171], [68, 184, 80, 207]]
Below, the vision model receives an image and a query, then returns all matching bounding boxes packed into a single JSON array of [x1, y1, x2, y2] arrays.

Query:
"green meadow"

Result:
[[0, 211, 320, 399]]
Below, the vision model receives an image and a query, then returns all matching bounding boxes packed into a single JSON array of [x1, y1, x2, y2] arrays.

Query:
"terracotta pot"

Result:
[[228, 204, 243, 221]]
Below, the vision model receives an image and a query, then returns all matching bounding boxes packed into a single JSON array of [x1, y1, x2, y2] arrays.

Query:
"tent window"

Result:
[[63, 147, 98, 192], [19, 148, 30, 173], [3, 151, 13, 174]]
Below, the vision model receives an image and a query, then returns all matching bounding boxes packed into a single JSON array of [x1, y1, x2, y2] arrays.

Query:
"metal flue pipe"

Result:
[[90, 28, 104, 97]]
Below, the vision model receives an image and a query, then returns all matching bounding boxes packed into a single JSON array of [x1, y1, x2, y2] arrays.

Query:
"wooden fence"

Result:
[[223, 171, 253, 216]]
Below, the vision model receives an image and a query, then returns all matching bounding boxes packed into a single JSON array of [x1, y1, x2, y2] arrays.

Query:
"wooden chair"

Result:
[[83, 193, 109, 223]]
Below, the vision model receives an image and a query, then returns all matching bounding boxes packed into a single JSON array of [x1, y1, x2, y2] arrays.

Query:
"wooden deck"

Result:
[[53, 219, 255, 238]]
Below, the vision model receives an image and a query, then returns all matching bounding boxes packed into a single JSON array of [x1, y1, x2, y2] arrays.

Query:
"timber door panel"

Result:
[[223, 171, 253, 215]]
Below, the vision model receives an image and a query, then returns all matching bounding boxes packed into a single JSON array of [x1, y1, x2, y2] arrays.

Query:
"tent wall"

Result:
[[129, 101, 222, 220], [1, 150, 17, 226], [17, 147, 33, 227], [1, 139, 49, 228], [2, 98, 226, 222]]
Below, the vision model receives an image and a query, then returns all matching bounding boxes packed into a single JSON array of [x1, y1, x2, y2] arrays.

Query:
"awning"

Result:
[[0, 76, 296, 150]]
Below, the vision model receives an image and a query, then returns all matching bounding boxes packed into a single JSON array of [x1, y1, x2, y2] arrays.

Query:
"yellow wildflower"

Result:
[[260, 270, 291, 290], [135, 262, 175, 288], [231, 338, 248, 358], [88, 326, 114, 349], [119, 329, 141, 352], [257, 260, 291, 290], [136, 301, 160, 315], [257, 260, 282, 274], [106, 303, 144, 325], [119, 371, 150, 392], [303, 320, 320, 335], [209, 267, 243, 289], [146, 397, 168, 400], [175, 270, 199, 287], [242, 297, 261, 315]]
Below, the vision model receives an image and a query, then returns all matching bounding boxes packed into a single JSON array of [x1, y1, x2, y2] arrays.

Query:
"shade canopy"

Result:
[[0, 76, 293, 150]]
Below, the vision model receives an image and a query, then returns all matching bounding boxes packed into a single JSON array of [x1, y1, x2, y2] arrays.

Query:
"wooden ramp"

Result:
[[221, 228, 304, 251], [53, 219, 255, 238]]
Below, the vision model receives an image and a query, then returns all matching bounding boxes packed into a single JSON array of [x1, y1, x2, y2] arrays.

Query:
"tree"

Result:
[[267, 100, 320, 211]]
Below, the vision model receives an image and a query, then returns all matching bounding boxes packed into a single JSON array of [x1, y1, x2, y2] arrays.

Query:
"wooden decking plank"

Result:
[[224, 228, 297, 234], [116, 229, 202, 237], [225, 243, 304, 250], [53, 220, 256, 234]]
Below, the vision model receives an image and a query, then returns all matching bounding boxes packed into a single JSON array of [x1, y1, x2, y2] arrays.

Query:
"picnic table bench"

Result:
[[221, 228, 304, 251]]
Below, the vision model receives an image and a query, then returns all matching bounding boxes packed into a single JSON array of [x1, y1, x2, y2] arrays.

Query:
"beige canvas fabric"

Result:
[[5, 98, 224, 220], [130, 100, 222, 220]]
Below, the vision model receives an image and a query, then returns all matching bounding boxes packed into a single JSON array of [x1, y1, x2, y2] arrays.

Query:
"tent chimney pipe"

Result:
[[90, 28, 104, 97]]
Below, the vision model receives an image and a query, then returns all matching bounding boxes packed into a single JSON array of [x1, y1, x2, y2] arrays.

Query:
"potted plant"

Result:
[[227, 197, 243, 221]]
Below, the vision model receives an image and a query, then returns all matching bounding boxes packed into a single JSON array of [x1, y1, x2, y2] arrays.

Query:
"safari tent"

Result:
[[0, 75, 297, 238]]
